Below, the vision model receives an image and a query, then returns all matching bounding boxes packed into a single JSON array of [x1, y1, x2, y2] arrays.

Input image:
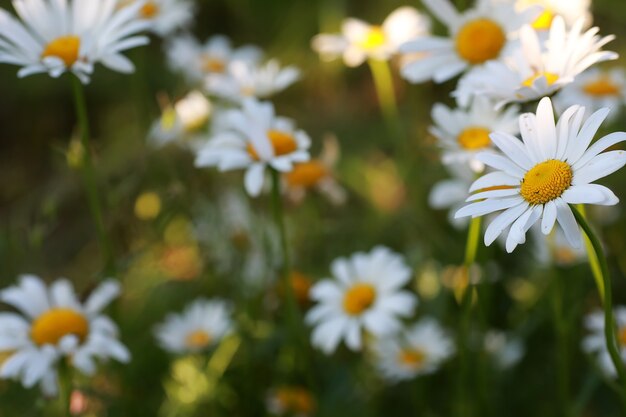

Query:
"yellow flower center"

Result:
[[135, 192, 162, 220], [140, 1, 159, 18], [398, 348, 427, 368], [160, 244, 202, 281], [553, 247, 578, 265], [42, 36, 81, 67], [359, 26, 386, 50], [343, 283, 376, 315], [455, 19, 506, 64], [522, 72, 559, 88], [247, 130, 298, 160], [201, 55, 226, 73], [275, 387, 316, 414], [583, 78, 621, 97], [520, 160, 572, 205], [185, 330, 212, 349], [289, 271, 313, 306], [31, 308, 89, 346], [285, 160, 328, 188], [457, 127, 492, 150], [619, 327, 626, 347], [532, 9, 554, 30]]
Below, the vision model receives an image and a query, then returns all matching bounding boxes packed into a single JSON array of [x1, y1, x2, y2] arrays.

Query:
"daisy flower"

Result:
[[119, 0, 194, 37], [166, 34, 262, 84], [0, 0, 151, 83], [531, 224, 586, 267], [516, 0, 592, 31], [429, 162, 475, 229], [483, 330, 525, 370], [266, 386, 316, 417], [306, 246, 417, 354], [312, 6, 430, 67], [455, 97, 626, 253], [399, 0, 539, 84], [0, 275, 130, 396], [373, 318, 455, 382], [154, 299, 233, 354], [582, 307, 626, 376], [431, 96, 520, 173], [205, 59, 300, 103], [194, 98, 311, 197], [555, 68, 626, 122], [454, 17, 618, 107]]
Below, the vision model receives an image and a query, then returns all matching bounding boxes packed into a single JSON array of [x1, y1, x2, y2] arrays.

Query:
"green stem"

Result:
[[58, 360, 72, 417], [576, 205, 604, 301], [367, 58, 398, 123], [551, 270, 571, 417], [70, 75, 115, 276], [571, 206, 626, 409]]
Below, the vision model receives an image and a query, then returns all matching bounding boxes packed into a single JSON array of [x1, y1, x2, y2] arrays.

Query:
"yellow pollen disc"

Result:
[[520, 159, 572, 205], [275, 387, 315, 414], [619, 327, 626, 347], [455, 19, 506, 64], [285, 160, 328, 187], [554, 247, 577, 265], [532, 9, 554, 30], [247, 130, 298, 160], [359, 26, 386, 50], [201, 55, 226, 73], [522, 72, 559, 88], [135, 192, 162, 220], [185, 330, 212, 349], [31, 308, 89, 346], [398, 348, 426, 368], [457, 127, 492, 150], [141, 2, 159, 18], [42, 36, 81, 67], [583, 78, 621, 97], [343, 283, 376, 315]]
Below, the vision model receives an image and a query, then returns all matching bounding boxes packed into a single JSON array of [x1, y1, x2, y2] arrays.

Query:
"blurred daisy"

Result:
[[373, 318, 455, 382], [483, 330, 525, 370], [205, 59, 300, 103], [166, 34, 262, 84], [454, 17, 618, 107], [399, 0, 539, 83], [119, 0, 194, 37], [194, 98, 311, 197], [429, 162, 476, 229], [532, 225, 586, 267], [154, 299, 232, 354], [306, 246, 417, 354], [312, 6, 430, 67], [0, 275, 129, 396], [266, 386, 316, 417], [582, 307, 626, 376], [555, 68, 626, 121], [455, 97, 626, 252], [284, 135, 346, 206], [516, 0, 592, 31], [431, 97, 520, 173], [0, 0, 150, 83]]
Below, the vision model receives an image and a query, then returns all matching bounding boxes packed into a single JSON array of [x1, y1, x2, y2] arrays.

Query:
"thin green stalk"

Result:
[[70, 75, 115, 276], [576, 205, 604, 300], [571, 206, 626, 410], [58, 360, 72, 417], [551, 270, 571, 417], [367, 58, 399, 123]]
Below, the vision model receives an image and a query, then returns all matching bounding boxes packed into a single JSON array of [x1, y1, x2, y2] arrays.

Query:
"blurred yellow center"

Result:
[[399, 348, 426, 368], [31, 308, 89, 346], [141, 2, 159, 18], [520, 160, 572, 205], [42, 36, 80, 67], [360, 26, 386, 50], [458, 127, 492, 150], [135, 192, 162, 220], [247, 130, 297, 160], [522, 72, 559, 88], [532, 9, 554, 30], [455, 19, 506, 64], [185, 330, 212, 349], [290, 271, 313, 305], [201, 56, 226, 73], [343, 283, 376, 315], [275, 387, 315, 414], [583, 78, 621, 97], [619, 327, 626, 347], [286, 160, 328, 187]]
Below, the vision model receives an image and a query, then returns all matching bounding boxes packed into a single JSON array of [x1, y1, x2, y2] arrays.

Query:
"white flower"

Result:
[[373, 318, 455, 382], [454, 17, 618, 107], [431, 96, 520, 173], [0, 275, 130, 396], [483, 330, 525, 370], [194, 98, 311, 197], [455, 97, 626, 253], [399, 0, 539, 84], [312, 6, 430, 67], [0, 0, 151, 84], [165, 34, 262, 84], [554, 67, 626, 122], [205, 59, 300, 103], [306, 246, 418, 354], [119, 0, 194, 37], [429, 162, 475, 229], [582, 307, 626, 377], [515, 0, 592, 31], [154, 299, 233, 354], [531, 224, 586, 266]]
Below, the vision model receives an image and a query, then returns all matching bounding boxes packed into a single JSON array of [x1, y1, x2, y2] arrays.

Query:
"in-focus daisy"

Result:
[[0, 275, 130, 396], [0, 0, 151, 83], [306, 246, 417, 354], [431, 97, 520, 172], [582, 307, 626, 376], [312, 7, 430, 67], [266, 386, 316, 417], [515, 0, 592, 31], [454, 17, 618, 107], [399, 0, 539, 83], [483, 330, 525, 370], [555, 68, 626, 121], [373, 318, 454, 382], [455, 97, 626, 252], [194, 98, 311, 197], [166, 34, 262, 84], [205, 59, 300, 103], [154, 299, 233, 354], [119, 0, 194, 37]]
